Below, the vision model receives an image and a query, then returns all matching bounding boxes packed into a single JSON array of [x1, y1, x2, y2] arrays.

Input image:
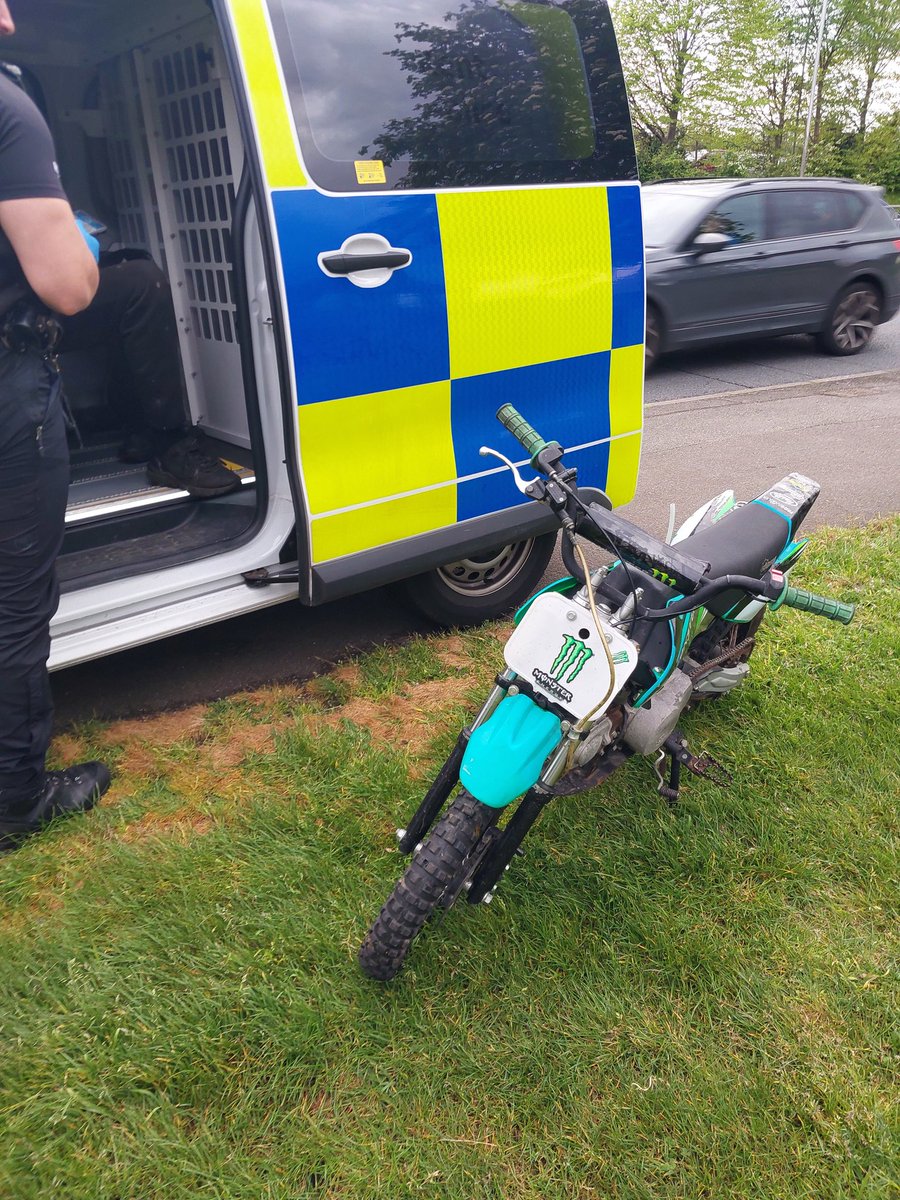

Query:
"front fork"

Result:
[[396, 670, 518, 854], [397, 672, 583, 903]]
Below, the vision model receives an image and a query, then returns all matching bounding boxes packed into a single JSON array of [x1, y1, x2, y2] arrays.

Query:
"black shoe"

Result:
[[0, 761, 111, 851], [147, 434, 242, 498]]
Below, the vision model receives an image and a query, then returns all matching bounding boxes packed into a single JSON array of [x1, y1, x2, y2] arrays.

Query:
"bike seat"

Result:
[[683, 474, 819, 580]]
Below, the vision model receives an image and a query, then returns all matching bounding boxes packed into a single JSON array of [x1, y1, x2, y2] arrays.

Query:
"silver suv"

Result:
[[642, 177, 900, 368]]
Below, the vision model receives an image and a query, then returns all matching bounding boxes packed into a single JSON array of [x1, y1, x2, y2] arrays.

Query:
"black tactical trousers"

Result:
[[62, 256, 188, 432], [0, 344, 68, 806]]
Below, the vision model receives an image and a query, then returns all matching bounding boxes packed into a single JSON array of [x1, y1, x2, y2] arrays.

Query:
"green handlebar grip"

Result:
[[496, 404, 548, 462], [779, 584, 856, 624]]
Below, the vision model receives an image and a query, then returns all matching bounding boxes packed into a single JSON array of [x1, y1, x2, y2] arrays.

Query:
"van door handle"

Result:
[[317, 234, 413, 288], [320, 250, 411, 275]]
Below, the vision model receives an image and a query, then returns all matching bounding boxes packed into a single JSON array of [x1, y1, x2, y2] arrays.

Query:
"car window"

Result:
[[770, 189, 864, 238], [265, 0, 637, 192], [641, 191, 709, 247], [696, 194, 765, 244]]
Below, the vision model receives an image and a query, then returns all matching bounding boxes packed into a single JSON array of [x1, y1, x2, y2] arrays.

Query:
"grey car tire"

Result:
[[816, 282, 881, 356], [645, 302, 662, 370]]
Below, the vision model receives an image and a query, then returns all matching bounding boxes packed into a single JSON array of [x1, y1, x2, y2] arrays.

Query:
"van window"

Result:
[[265, 0, 636, 191]]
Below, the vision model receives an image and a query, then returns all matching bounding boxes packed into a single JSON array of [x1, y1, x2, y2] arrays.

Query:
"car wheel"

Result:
[[816, 282, 881, 356], [645, 303, 662, 370], [401, 532, 557, 626]]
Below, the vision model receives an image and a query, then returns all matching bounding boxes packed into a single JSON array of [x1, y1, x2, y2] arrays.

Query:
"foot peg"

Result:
[[655, 731, 732, 805]]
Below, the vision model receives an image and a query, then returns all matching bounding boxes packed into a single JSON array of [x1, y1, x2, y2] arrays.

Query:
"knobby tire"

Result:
[[359, 790, 495, 981]]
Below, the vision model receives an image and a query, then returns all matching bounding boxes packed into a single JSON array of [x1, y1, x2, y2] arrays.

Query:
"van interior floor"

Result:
[[59, 433, 258, 586]]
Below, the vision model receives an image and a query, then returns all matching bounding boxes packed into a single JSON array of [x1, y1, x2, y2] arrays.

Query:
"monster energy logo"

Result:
[[650, 567, 677, 587], [549, 634, 593, 683]]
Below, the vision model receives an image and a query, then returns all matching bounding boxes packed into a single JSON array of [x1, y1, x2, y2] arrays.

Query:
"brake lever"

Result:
[[479, 446, 543, 497]]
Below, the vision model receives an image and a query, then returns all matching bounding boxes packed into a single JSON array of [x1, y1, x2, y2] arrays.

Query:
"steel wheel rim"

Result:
[[437, 539, 536, 597], [832, 288, 879, 351]]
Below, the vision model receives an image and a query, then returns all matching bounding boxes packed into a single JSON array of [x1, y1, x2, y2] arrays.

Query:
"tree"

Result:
[[844, 0, 900, 137], [614, 0, 779, 149], [857, 111, 900, 193], [612, 0, 900, 178]]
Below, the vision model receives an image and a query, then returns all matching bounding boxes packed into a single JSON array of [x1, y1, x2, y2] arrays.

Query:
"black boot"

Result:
[[147, 433, 241, 498], [0, 761, 111, 851]]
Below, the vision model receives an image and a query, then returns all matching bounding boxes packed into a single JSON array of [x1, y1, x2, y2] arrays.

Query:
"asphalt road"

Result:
[[52, 347, 900, 728], [646, 316, 900, 402]]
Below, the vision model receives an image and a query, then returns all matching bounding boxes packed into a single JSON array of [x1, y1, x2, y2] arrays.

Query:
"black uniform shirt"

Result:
[[0, 72, 67, 316]]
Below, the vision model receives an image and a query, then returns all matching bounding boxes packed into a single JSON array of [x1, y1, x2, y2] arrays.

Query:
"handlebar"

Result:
[[497, 403, 710, 594], [774, 583, 855, 624], [496, 403, 548, 464], [494, 403, 856, 627]]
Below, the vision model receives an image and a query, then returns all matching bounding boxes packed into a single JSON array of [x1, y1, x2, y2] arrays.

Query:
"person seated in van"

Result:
[[60, 252, 241, 498]]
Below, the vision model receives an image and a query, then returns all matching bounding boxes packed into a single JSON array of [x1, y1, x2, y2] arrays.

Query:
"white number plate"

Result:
[[504, 591, 639, 721]]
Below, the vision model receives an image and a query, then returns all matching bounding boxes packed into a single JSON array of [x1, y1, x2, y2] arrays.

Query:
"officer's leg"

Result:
[[0, 348, 110, 844], [61, 258, 240, 498], [0, 350, 68, 802], [61, 257, 189, 434]]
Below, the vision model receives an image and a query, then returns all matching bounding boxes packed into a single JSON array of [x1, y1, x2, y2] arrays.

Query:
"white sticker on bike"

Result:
[[504, 592, 640, 720]]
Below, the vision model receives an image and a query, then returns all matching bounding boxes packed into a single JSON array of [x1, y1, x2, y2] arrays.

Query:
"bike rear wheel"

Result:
[[359, 790, 497, 981]]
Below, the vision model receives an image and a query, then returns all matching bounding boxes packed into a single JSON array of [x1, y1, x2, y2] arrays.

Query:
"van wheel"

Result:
[[402, 532, 557, 626], [645, 303, 663, 370], [816, 283, 880, 355]]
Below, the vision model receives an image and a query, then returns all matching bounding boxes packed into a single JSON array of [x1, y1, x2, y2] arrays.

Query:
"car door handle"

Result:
[[319, 250, 411, 275]]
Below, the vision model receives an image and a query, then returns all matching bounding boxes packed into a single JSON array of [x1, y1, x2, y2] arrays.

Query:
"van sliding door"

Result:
[[222, 0, 644, 603]]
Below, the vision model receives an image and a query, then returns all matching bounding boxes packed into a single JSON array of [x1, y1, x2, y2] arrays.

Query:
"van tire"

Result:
[[402, 532, 557, 627]]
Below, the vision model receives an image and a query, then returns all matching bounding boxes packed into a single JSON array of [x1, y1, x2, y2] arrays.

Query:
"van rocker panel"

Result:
[[309, 488, 609, 606]]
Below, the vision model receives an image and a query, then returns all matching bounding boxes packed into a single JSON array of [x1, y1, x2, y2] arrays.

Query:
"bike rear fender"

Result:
[[460, 692, 562, 809]]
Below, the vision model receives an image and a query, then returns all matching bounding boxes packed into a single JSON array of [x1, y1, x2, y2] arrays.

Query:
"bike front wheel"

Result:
[[359, 790, 497, 981]]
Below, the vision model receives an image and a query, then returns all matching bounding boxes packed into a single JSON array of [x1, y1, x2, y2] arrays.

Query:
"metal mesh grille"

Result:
[[151, 40, 238, 346], [100, 55, 161, 261]]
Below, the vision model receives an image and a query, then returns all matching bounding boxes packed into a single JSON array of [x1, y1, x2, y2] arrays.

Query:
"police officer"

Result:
[[0, 0, 110, 850]]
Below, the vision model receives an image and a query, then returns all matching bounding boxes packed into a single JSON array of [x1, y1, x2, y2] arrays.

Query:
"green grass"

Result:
[[1, 519, 898, 1199]]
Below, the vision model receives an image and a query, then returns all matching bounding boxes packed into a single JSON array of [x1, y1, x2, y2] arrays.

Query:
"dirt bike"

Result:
[[359, 404, 856, 981]]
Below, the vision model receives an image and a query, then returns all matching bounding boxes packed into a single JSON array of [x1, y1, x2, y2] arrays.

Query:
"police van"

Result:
[[7, 0, 644, 669]]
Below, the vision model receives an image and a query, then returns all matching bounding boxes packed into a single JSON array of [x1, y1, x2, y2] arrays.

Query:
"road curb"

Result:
[[646, 368, 900, 413]]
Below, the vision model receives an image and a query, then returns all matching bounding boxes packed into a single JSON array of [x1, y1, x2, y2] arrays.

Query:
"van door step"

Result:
[[65, 444, 256, 525]]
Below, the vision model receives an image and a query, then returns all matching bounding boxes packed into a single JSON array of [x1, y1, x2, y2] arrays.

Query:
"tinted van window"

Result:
[[265, 0, 636, 191], [770, 189, 864, 238]]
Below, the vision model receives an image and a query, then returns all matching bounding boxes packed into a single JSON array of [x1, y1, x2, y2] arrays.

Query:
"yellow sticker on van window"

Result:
[[355, 160, 386, 185]]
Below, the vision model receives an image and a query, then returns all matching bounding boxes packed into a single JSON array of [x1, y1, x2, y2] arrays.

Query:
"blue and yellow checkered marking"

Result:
[[228, 0, 306, 189], [272, 190, 450, 404], [452, 354, 612, 522], [271, 183, 644, 564], [608, 185, 645, 349]]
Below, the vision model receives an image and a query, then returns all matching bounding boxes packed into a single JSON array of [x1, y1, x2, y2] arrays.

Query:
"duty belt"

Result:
[[0, 300, 62, 360]]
